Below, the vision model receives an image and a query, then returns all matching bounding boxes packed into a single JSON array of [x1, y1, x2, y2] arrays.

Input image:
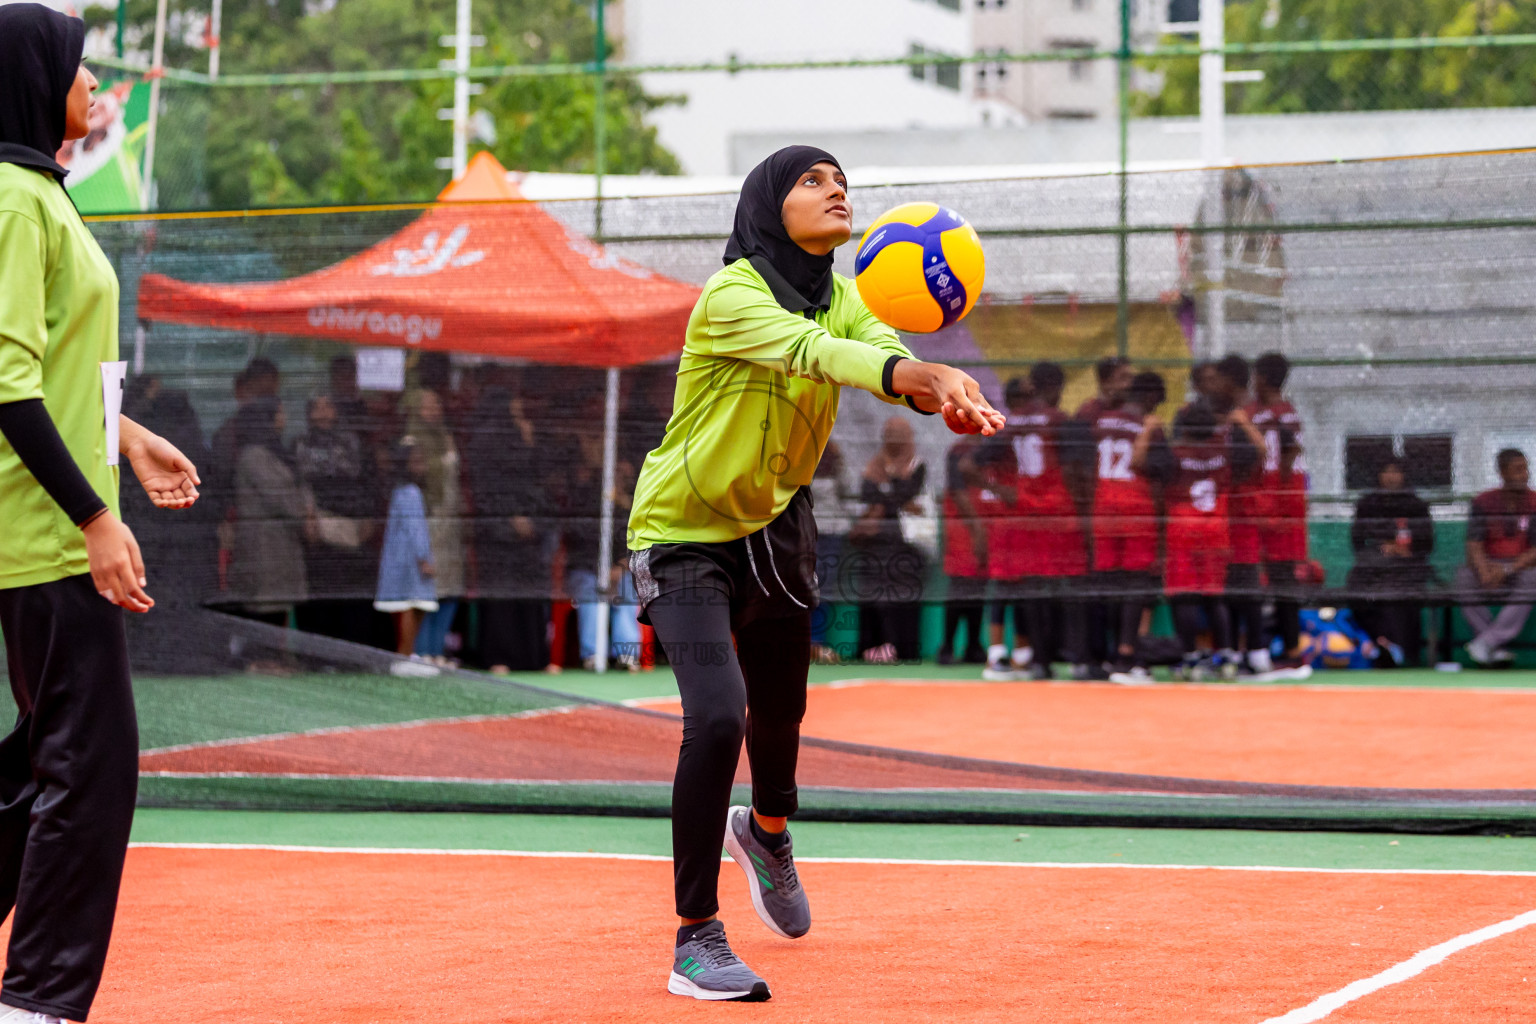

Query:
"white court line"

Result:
[[818, 677, 1536, 696], [125, 843, 1536, 877], [1258, 907, 1536, 1023]]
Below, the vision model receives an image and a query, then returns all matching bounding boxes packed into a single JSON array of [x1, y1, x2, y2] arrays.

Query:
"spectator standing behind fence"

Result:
[[229, 396, 311, 625], [293, 394, 377, 646], [1348, 459, 1434, 666], [563, 424, 641, 671], [1250, 352, 1309, 667], [467, 384, 551, 673], [1456, 449, 1536, 667], [375, 439, 436, 657], [1078, 371, 1169, 681], [937, 431, 990, 667], [1071, 356, 1135, 670], [987, 363, 1088, 681], [850, 416, 927, 664], [1162, 403, 1256, 681], [808, 439, 858, 663], [407, 389, 464, 664]]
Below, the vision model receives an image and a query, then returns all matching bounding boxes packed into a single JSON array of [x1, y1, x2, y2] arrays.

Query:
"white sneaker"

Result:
[[982, 657, 1017, 681], [1466, 637, 1494, 666], [1246, 649, 1274, 675], [0, 1008, 66, 1024], [1108, 665, 1154, 686], [1009, 646, 1033, 671], [1492, 647, 1517, 665]]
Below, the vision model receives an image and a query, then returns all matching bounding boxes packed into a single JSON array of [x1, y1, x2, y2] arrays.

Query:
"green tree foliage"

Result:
[[87, 0, 681, 209], [1138, 0, 1536, 116]]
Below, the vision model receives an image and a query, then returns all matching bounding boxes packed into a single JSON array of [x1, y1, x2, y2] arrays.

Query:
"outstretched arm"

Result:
[[121, 415, 201, 509]]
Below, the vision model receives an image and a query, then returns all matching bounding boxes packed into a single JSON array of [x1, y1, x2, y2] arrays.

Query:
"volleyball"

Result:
[[853, 202, 985, 333]]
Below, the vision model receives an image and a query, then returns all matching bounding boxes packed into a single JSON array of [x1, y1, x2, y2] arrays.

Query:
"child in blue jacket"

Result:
[[376, 439, 436, 654]]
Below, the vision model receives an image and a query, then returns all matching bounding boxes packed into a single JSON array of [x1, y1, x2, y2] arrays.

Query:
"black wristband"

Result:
[[0, 399, 109, 526], [905, 395, 938, 416], [881, 354, 904, 399]]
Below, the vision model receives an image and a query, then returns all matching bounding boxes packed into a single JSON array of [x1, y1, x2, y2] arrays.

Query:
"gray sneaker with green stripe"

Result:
[[668, 920, 771, 1001], [723, 804, 811, 939]]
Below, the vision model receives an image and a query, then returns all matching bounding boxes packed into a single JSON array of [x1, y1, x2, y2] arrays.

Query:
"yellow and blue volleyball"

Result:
[[853, 203, 985, 333]]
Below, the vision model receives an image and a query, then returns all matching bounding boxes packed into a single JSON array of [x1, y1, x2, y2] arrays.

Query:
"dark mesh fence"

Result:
[[20, 148, 1536, 830]]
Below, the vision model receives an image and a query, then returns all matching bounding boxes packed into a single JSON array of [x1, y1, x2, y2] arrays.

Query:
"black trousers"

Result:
[[0, 573, 138, 1021]]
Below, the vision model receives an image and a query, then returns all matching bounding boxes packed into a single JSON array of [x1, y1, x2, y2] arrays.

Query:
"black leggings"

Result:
[[1226, 564, 1265, 654], [646, 598, 810, 920], [1173, 596, 1233, 654], [942, 601, 985, 656]]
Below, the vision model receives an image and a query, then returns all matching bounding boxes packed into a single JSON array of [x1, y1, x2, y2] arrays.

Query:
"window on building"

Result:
[[1345, 436, 1397, 492], [934, 56, 962, 90], [1402, 435, 1455, 490], [1346, 434, 1455, 491], [910, 43, 962, 91]]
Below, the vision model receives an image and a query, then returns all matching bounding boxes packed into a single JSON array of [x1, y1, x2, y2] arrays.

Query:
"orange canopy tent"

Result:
[[138, 152, 704, 670], [136, 152, 700, 368]]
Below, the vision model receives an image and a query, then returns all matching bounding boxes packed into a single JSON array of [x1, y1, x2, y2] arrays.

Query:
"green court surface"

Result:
[[133, 665, 1536, 754], [131, 809, 1536, 873]]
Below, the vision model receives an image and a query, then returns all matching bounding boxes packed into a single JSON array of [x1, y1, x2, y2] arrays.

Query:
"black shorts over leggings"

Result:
[[631, 488, 817, 919]]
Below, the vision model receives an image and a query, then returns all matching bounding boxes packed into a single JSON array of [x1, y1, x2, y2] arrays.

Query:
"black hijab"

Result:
[[0, 3, 84, 183], [723, 145, 843, 314], [234, 397, 291, 466]]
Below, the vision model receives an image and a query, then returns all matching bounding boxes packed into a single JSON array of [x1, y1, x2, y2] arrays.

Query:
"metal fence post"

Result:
[[1116, 0, 1131, 357]]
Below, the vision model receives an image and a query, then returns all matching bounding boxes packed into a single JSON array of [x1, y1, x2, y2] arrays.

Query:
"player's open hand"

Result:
[[82, 511, 153, 612], [126, 432, 201, 509], [895, 360, 1005, 435]]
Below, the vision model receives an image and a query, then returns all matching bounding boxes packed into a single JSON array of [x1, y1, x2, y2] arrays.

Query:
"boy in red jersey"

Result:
[[1250, 352, 1308, 662], [984, 364, 1086, 679], [1070, 357, 1135, 673], [1080, 371, 1171, 682], [938, 433, 994, 666], [1162, 403, 1259, 680], [1194, 355, 1272, 675], [1456, 449, 1536, 666]]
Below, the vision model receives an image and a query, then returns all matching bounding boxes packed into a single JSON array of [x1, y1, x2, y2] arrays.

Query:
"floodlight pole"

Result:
[[593, 0, 607, 239], [140, 0, 169, 210], [1200, 0, 1228, 357], [452, 0, 472, 178], [1115, 0, 1130, 358], [209, 0, 223, 82], [593, 365, 622, 673]]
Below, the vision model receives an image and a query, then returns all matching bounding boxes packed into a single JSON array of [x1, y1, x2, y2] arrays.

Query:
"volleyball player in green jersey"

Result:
[[628, 146, 1002, 1001], [0, 8, 201, 1020]]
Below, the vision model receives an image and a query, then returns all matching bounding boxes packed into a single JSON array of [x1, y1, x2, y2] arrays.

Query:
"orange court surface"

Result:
[[88, 844, 1536, 1023]]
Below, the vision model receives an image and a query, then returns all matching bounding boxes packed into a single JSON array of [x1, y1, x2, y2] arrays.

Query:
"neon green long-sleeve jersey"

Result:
[[626, 258, 914, 550]]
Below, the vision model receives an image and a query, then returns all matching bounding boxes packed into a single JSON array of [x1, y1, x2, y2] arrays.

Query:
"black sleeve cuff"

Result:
[[881, 354, 904, 399], [905, 395, 937, 416], [0, 399, 109, 526]]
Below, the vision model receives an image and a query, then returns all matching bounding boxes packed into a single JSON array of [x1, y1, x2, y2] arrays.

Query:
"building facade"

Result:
[[613, 0, 982, 175]]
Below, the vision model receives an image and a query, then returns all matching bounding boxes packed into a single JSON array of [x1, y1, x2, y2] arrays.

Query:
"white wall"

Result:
[[623, 0, 981, 174]]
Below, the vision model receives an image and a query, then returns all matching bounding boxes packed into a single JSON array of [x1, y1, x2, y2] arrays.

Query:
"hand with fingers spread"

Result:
[[123, 429, 201, 509], [890, 359, 1006, 436], [82, 511, 153, 612]]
